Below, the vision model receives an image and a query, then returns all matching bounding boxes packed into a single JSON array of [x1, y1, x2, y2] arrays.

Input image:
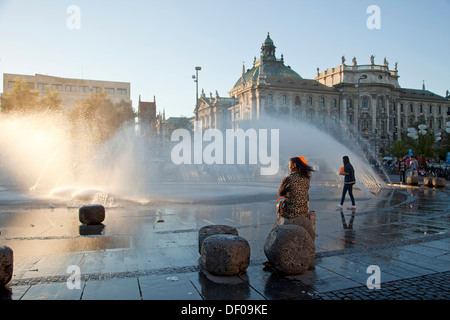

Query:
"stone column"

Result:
[[341, 96, 347, 124]]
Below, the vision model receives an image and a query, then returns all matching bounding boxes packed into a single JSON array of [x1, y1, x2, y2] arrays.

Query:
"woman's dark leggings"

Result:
[[340, 183, 355, 206]]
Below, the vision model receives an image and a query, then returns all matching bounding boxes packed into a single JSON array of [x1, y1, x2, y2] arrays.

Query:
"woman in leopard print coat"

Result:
[[277, 156, 314, 218]]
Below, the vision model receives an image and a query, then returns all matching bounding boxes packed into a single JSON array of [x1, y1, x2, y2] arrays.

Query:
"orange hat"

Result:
[[298, 156, 307, 165]]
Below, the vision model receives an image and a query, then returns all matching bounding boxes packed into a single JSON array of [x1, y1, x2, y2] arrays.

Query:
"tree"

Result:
[[435, 131, 449, 161], [386, 140, 409, 160], [406, 132, 437, 165], [0, 78, 62, 113], [1, 78, 40, 113], [69, 90, 136, 144], [40, 87, 63, 111]]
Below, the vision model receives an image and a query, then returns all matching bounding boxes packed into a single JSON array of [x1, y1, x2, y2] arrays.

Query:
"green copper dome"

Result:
[[232, 34, 302, 89]]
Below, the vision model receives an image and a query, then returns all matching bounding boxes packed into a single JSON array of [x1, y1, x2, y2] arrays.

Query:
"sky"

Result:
[[0, 0, 449, 118]]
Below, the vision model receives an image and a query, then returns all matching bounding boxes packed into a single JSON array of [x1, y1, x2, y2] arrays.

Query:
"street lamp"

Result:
[[193, 66, 201, 121], [354, 74, 367, 88], [355, 74, 367, 150]]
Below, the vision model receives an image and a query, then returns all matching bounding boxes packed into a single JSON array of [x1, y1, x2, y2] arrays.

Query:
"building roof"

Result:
[[231, 34, 338, 94], [232, 33, 304, 90], [232, 62, 303, 89], [200, 96, 239, 108], [399, 88, 449, 102]]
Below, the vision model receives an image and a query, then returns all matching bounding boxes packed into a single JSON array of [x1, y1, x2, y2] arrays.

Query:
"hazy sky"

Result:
[[1, 0, 449, 118]]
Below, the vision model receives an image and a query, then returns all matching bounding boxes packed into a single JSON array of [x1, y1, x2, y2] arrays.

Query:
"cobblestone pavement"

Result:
[[1, 179, 449, 300], [318, 271, 450, 300]]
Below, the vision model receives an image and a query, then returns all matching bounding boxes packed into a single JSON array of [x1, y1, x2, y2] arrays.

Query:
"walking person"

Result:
[[398, 157, 406, 184], [337, 156, 356, 210]]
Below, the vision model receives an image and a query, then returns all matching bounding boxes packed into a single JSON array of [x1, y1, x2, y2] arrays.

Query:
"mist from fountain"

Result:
[[0, 111, 387, 206]]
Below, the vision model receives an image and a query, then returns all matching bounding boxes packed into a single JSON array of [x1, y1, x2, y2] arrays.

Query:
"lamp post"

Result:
[[355, 74, 367, 150], [193, 66, 201, 121]]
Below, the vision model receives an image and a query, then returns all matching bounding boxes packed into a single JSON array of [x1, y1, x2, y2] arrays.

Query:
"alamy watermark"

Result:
[[170, 121, 279, 175], [366, 265, 381, 289], [66, 265, 81, 290], [366, 5, 381, 30], [66, 5, 81, 30]]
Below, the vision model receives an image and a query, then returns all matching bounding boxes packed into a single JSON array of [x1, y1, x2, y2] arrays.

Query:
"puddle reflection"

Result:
[[197, 269, 250, 300], [79, 224, 105, 236]]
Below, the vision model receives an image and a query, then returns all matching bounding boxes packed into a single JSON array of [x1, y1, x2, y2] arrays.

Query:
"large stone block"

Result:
[[273, 215, 315, 240], [264, 225, 315, 275], [423, 177, 433, 187], [201, 234, 250, 276], [79, 204, 105, 225], [432, 177, 446, 188], [407, 176, 419, 185], [0, 246, 13, 286], [198, 225, 238, 254]]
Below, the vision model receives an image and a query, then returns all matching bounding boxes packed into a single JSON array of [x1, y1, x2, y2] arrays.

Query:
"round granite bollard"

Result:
[[264, 225, 315, 275], [0, 246, 13, 286], [407, 176, 419, 185], [201, 234, 250, 276], [432, 177, 446, 188], [79, 204, 105, 225], [423, 177, 433, 187], [272, 215, 315, 240], [198, 225, 239, 254]]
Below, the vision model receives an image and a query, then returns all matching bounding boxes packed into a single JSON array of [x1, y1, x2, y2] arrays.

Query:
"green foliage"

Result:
[[386, 140, 409, 160], [403, 123, 439, 164], [0, 78, 62, 113], [69, 90, 136, 144]]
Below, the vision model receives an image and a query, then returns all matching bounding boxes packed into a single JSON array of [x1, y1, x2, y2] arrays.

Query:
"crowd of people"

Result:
[[380, 156, 450, 182]]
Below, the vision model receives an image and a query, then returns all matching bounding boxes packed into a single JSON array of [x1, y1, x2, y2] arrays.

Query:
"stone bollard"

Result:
[[201, 234, 250, 276], [407, 176, 419, 186], [423, 177, 433, 187], [272, 215, 315, 240], [432, 177, 446, 188], [0, 246, 13, 286], [198, 225, 238, 254], [264, 225, 315, 275], [79, 204, 105, 225]]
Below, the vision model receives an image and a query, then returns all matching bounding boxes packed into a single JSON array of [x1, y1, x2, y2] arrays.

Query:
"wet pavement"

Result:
[[0, 175, 449, 301]]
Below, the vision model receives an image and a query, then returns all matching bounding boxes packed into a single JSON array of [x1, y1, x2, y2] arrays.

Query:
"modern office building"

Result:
[[2, 73, 131, 111]]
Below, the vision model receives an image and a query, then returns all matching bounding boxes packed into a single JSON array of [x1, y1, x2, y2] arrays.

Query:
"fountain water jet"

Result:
[[0, 111, 387, 206]]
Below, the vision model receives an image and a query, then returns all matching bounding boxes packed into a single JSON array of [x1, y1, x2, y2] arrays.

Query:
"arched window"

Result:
[[362, 97, 368, 108]]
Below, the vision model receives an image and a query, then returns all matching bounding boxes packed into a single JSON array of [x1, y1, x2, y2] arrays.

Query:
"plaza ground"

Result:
[[0, 174, 448, 301]]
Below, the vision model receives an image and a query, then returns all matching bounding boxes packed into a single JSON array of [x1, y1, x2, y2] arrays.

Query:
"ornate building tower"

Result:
[[228, 33, 340, 129]]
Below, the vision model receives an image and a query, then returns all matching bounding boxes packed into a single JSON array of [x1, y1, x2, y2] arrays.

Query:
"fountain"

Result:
[[0, 110, 387, 206]]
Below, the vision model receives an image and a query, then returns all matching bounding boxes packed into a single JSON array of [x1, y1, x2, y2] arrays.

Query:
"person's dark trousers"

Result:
[[400, 171, 406, 184], [340, 183, 355, 206]]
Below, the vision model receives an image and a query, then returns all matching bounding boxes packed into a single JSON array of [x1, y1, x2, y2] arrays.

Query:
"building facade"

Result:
[[137, 95, 157, 138], [2, 73, 131, 112], [315, 56, 450, 154], [194, 33, 450, 156]]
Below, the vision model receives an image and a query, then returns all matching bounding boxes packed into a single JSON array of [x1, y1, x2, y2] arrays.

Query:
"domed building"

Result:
[[195, 32, 340, 130], [194, 33, 449, 157]]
